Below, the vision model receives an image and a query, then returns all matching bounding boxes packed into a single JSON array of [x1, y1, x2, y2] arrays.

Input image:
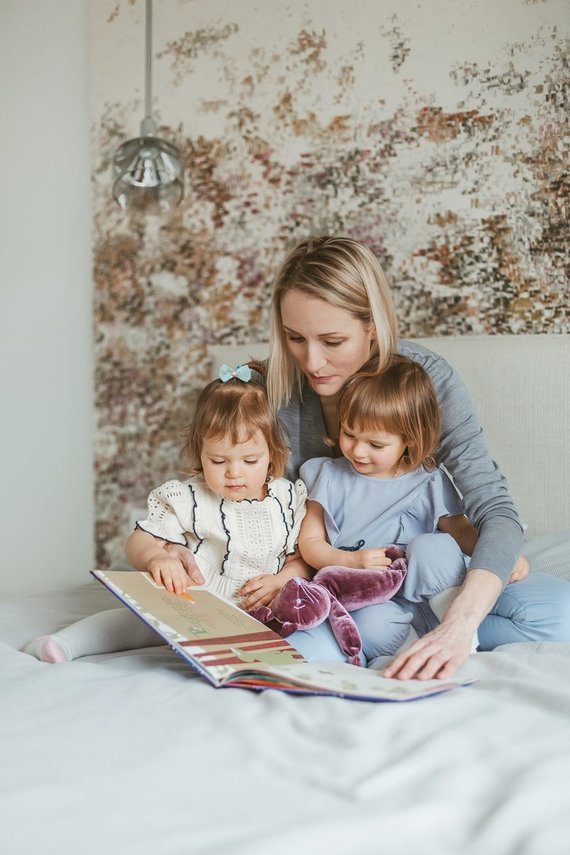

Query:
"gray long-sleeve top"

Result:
[[277, 338, 524, 585]]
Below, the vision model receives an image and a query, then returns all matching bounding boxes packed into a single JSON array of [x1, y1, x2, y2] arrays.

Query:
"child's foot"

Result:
[[22, 635, 71, 663]]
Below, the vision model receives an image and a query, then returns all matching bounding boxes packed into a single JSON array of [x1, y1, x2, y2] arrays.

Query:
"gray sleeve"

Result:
[[400, 340, 524, 584]]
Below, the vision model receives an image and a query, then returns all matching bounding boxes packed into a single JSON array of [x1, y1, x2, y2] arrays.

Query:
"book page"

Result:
[[225, 661, 474, 701], [93, 571, 304, 683]]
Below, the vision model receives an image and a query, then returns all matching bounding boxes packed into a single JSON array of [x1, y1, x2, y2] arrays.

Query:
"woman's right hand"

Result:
[[350, 547, 392, 570], [163, 542, 205, 585]]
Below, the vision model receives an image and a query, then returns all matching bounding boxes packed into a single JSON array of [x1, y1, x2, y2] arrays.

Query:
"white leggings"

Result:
[[44, 607, 164, 660]]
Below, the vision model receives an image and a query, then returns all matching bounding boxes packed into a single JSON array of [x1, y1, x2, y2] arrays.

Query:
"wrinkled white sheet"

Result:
[[1, 572, 570, 855]]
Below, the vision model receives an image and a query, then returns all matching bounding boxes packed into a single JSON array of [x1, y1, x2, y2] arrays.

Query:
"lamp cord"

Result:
[[144, 0, 152, 123]]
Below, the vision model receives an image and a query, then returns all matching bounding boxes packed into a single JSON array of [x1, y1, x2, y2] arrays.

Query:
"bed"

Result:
[[1, 334, 569, 855]]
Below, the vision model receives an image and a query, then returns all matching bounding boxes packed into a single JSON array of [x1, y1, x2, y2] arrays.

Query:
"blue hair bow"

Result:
[[218, 363, 252, 383]]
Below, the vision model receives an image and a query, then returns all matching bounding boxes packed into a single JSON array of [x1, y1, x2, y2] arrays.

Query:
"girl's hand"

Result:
[[239, 574, 289, 611], [163, 542, 205, 585], [351, 547, 392, 570], [239, 553, 313, 611], [383, 614, 476, 681], [147, 555, 191, 595]]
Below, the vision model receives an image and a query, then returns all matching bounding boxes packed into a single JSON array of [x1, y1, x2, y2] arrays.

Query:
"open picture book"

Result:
[[92, 569, 474, 702]]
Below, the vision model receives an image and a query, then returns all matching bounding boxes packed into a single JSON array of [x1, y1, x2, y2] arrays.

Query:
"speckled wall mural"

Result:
[[90, 0, 569, 567]]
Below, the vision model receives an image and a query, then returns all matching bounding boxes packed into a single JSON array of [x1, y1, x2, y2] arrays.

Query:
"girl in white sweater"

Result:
[[24, 365, 307, 663]]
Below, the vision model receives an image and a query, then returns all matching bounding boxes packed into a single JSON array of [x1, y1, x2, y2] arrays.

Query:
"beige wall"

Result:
[[0, 0, 93, 595], [90, 0, 569, 569]]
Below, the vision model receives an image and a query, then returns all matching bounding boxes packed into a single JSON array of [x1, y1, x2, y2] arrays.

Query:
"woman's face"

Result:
[[280, 290, 375, 398]]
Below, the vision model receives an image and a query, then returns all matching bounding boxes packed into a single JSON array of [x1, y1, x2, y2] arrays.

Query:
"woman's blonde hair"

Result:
[[267, 236, 398, 409], [183, 376, 289, 478], [338, 354, 441, 470]]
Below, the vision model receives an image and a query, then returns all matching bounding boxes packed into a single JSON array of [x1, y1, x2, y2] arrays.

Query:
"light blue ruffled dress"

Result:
[[299, 456, 464, 553]]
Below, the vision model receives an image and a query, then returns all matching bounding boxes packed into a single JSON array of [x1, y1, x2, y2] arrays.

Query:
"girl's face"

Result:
[[200, 430, 271, 501], [339, 423, 408, 479], [280, 290, 375, 398]]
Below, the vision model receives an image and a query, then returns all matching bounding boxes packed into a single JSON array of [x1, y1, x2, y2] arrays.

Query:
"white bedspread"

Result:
[[2, 558, 570, 855]]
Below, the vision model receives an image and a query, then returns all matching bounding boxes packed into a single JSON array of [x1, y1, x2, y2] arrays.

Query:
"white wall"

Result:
[[0, 0, 94, 596]]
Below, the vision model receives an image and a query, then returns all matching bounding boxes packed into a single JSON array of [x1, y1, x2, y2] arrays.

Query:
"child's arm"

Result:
[[298, 501, 392, 571], [162, 542, 205, 585], [125, 528, 191, 595], [438, 514, 477, 556]]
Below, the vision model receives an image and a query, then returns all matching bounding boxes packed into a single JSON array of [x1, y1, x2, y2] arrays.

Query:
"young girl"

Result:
[[23, 366, 308, 663], [297, 354, 479, 656]]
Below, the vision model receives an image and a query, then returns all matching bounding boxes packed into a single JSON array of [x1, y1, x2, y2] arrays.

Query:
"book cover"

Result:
[[92, 569, 474, 702]]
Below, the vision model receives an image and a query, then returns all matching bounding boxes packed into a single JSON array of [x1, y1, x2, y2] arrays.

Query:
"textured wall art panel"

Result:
[[90, 0, 569, 566]]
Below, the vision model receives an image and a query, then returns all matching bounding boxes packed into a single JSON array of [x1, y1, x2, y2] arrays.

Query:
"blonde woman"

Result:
[[242, 235, 569, 680], [165, 236, 569, 680]]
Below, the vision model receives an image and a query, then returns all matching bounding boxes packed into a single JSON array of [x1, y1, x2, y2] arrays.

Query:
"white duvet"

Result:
[[1, 558, 569, 855]]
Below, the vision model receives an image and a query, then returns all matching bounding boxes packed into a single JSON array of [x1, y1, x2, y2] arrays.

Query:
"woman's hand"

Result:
[[163, 542, 205, 585], [383, 616, 476, 681], [508, 555, 529, 583], [384, 567, 502, 681], [147, 555, 191, 595]]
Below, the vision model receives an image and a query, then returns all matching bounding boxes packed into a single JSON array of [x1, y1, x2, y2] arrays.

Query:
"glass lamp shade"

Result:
[[112, 135, 184, 212]]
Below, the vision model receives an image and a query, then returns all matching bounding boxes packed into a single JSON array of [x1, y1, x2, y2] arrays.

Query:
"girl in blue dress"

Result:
[[297, 354, 484, 659]]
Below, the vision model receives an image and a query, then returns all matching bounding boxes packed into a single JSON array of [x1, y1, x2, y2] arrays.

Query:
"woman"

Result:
[[252, 235, 570, 677], [180, 236, 570, 679]]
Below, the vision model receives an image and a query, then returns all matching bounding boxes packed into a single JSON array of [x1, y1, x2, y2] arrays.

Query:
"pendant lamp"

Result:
[[112, 0, 184, 211]]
